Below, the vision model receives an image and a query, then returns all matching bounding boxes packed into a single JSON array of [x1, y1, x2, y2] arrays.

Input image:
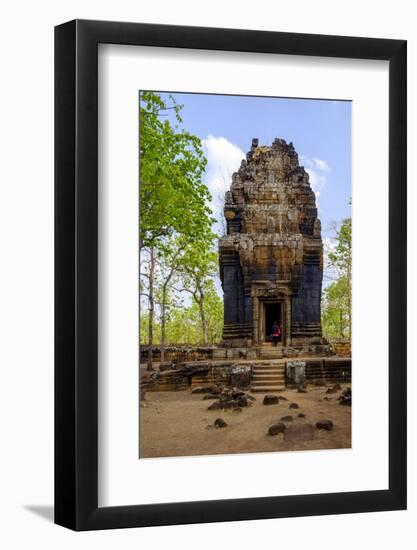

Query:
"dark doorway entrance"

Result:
[[264, 302, 282, 342]]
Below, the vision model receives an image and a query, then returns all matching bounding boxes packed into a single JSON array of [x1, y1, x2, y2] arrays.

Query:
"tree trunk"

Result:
[[147, 246, 155, 371], [160, 287, 167, 364], [347, 267, 352, 342], [197, 287, 208, 345], [339, 308, 344, 339]]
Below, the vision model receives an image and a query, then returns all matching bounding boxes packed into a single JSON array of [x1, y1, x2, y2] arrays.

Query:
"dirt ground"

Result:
[[139, 385, 351, 458]]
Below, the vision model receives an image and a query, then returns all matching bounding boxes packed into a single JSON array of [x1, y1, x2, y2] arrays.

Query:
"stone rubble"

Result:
[[263, 394, 280, 405], [339, 387, 352, 406], [316, 419, 334, 431]]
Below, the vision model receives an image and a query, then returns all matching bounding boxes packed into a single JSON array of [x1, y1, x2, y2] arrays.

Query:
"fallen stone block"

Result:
[[208, 399, 239, 411], [263, 394, 279, 405], [284, 424, 314, 442], [192, 386, 212, 394], [268, 422, 287, 436], [339, 387, 352, 406], [214, 418, 227, 428], [316, 420, 334, 431]]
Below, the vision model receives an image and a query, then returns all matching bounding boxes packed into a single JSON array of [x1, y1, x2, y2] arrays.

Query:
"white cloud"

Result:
[[202, 135, 245, 234], [305, 168, 326, 203], [299, 154, 331, 210], [322, 236, 339, 288], [312, 157, 330, 172]]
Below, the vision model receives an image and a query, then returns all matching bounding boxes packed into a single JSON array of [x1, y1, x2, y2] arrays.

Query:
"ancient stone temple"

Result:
[[219, 138, 325, 352]]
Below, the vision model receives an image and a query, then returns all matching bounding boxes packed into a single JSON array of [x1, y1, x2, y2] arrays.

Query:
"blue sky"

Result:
[[150, 91, 351, 286]]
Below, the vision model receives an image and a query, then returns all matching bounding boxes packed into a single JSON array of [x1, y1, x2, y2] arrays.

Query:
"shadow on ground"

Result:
[[24, 505, 54, 523]]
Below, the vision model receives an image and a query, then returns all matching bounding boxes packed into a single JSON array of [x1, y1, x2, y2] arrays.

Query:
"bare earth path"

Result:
[[140, 385, 351, 458]]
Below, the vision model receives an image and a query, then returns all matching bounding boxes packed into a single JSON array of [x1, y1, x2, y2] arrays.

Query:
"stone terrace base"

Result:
[[141, 356, 351, 393], [213, 341, 331, 360], [139, 341, 333, 367]]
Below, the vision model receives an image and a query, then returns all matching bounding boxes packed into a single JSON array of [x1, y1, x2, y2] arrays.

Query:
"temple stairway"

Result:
[[250, 361, 286, 393], [259, 342, 284, 360]]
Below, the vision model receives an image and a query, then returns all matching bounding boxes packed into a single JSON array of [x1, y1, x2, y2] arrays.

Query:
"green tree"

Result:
[[328, 217, 351, 337], [139, 91, 213, 249], [323, 215, 352, 341], [177, 246, 219, 345], [140, 289, 223, 348], [322, 276, 350, 339], [154, 237, 187, 363], [201, 289, 224, 344], [139, 92, 214, 369]]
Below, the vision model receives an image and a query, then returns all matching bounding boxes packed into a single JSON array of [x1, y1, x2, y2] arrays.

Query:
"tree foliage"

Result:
[[322, 276, 350, 339], [139, 92, 222, 360], [139, 91, 213, 249], [322, 216, 352, 340], [328, 217, 351, 279], [140, 289, 223, 346]]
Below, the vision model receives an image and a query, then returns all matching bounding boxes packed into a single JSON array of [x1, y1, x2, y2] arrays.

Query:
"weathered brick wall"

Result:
[[304, 358, 351, 384], [142, 361, 253, 393], [330, 340, 351, 357]]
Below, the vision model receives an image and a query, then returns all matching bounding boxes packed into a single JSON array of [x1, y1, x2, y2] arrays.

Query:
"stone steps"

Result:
[[253, 367, 284, 374], [252, 377, 285, 388], [259, 351, 284, 359], [251, 363, 286, 392], [252, 375, 285, 382], [252, 381, 284, 389], [260, 355, 284, 360], [251, 386, 285, 393], [261, 342, 282, 347]]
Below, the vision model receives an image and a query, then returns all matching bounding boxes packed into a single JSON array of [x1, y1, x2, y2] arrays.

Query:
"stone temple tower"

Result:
[[219, 138, 325, 352]]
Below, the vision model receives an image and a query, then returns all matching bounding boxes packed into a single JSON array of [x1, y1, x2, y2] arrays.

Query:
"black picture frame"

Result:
[[55, 19, 407, 531]]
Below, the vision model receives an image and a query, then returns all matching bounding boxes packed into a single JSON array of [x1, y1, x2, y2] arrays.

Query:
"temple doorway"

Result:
[[264, 302, 282, 343]]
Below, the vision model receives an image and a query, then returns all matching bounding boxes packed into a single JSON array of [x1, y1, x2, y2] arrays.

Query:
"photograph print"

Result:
[[139, 91, 352, 459]]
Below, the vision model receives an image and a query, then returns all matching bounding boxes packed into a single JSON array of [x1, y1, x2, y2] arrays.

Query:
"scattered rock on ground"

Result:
[[316, 419, 334, 431], [263, 394, 279, 405], [207, 401, 222, 410], [206, 387, 254, 410], [281, 415, 294, 422], [279, 396, 288, 401], [339, 387, 352, 406], [326, 387, 338, 394], [297, 388, 308, 393], [214, 418, 227, 428], [289, 403, 299, 409], [268, 422, 287, 436], [192, 386, 212, 394], [298, 413, 306, 418], [284, 423, 315, 441], [237, 395, 251, 407], [231, 389, 246, 398]]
